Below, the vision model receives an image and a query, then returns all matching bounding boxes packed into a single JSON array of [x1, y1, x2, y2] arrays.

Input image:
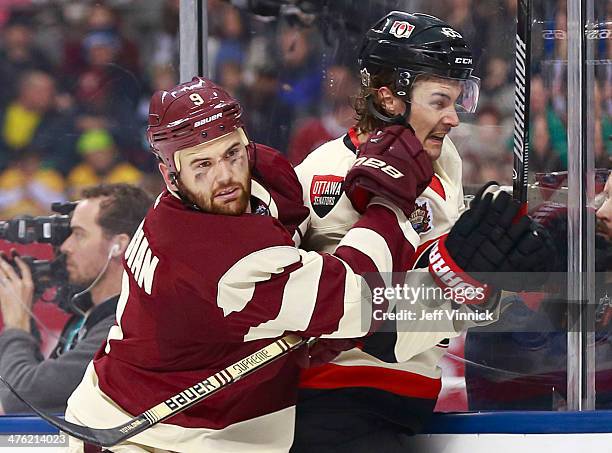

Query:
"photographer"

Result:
[[0, 183, 152, 414]]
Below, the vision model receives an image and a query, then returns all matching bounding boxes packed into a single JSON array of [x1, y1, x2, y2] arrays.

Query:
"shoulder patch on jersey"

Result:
[[409, 198, 434, 235], [310, 175, 344, 218]]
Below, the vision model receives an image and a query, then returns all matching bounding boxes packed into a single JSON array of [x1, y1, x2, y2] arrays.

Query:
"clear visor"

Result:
[[457, 76, 480, 113], [401, 74, 481, 115]]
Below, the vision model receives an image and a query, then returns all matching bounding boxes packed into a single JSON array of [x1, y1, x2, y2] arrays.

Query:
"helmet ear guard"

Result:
[[366, 96, 409, 126]]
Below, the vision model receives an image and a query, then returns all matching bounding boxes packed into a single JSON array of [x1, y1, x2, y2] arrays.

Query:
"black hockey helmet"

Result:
[[359, 11, 480, 116]]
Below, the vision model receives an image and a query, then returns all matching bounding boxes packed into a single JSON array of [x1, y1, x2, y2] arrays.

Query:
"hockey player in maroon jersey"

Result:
[[292, 12, 556, 452], [63, 76, 435, 452]]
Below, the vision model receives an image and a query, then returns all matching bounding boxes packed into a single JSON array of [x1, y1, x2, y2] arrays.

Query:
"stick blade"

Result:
[[0, 375, 144, 447]]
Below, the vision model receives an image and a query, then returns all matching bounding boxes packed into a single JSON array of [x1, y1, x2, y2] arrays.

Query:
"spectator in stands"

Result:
[[286, 102, 346, 165], [531, 74, 568, 169], [89, 3, 140, 73], [0, 70, 74, 172], [68, 6, 142, 158], [73, 27, 141, 136], [455, 104, 513, 185], [546, 8, 568, 116], [0, 70, 55, 155], [0, 10, 53, 107], [213, 5, 248, 87], [277, 24, 323, 120], [0, 183, 152, 414], [594, 81, 612, 168], [287, 64, 357, 165], [530, 113, 563, 173], [150, 0, 180, 69], [242, 62, 294, 152], [67, 129, 142, 198], [217, 60, 244, 98], [477, 57, 515, 119], [61, 3, 140, 83], [0, 149, 66, 219]]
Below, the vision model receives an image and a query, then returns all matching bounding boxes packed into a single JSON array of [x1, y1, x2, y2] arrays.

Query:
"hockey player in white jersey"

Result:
[[292, 11, 555, 452]]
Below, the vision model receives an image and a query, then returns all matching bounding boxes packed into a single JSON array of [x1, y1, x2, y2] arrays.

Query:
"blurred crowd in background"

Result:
[[0, 0, 609, 221]]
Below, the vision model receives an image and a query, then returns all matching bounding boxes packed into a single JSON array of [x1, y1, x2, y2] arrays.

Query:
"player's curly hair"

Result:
[[353, 68, 397, 135]]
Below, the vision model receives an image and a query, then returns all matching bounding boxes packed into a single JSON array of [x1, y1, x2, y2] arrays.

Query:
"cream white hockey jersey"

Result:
[[296, 130, 498, 421]]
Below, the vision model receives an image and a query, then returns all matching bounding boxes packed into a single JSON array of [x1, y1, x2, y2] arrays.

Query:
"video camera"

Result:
[[0, 202, 77, 311], [0, 201, 75, 246]]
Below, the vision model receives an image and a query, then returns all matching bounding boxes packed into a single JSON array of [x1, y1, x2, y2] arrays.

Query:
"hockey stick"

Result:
[[512, 0, 532, 215], [0, 334, 307, 448]]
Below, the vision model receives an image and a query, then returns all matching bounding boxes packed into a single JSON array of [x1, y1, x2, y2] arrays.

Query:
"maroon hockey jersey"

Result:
[[66, 145, 419, 452]]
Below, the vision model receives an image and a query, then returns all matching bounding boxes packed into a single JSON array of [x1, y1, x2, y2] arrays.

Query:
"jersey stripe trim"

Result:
[[244, 251, 323, 341], [337, 228, 392, 275], [299, 363, 441, 399], [321, 255, 369, 338], [347, 128, 360, 150], [217, 246, 301, 316], [409, 237, 441, 270], [429, 175, 446, 200], [368, 197, 420, 249]]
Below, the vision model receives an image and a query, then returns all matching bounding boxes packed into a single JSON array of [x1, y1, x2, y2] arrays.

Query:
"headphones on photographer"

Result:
[[109, 243, 121, 258]]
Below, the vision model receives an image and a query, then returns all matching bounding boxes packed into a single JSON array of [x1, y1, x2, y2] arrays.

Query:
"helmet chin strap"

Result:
[[169, 173, 203, 212], [367, 96, 410, 127]]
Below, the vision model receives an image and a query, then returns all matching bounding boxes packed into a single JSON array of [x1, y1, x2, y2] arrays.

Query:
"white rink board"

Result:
[[405, 433, 612, 451], [1, 435, 612, 452]]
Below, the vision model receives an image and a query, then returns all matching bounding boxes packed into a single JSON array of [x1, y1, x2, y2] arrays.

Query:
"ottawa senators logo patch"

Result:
[[310, 175, 344, 218], [409, 198, 433, 235], [389, 20, 415, 39]]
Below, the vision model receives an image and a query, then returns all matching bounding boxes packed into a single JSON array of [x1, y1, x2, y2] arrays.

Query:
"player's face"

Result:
[[60, 198, 115, 287], [408, 78, 462, 161], [596, 174, 612, 240], [174, 130, 251, 216]]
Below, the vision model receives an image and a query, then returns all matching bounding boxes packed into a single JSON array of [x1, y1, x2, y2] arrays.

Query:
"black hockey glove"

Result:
[[429, 188, 557, 296]]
